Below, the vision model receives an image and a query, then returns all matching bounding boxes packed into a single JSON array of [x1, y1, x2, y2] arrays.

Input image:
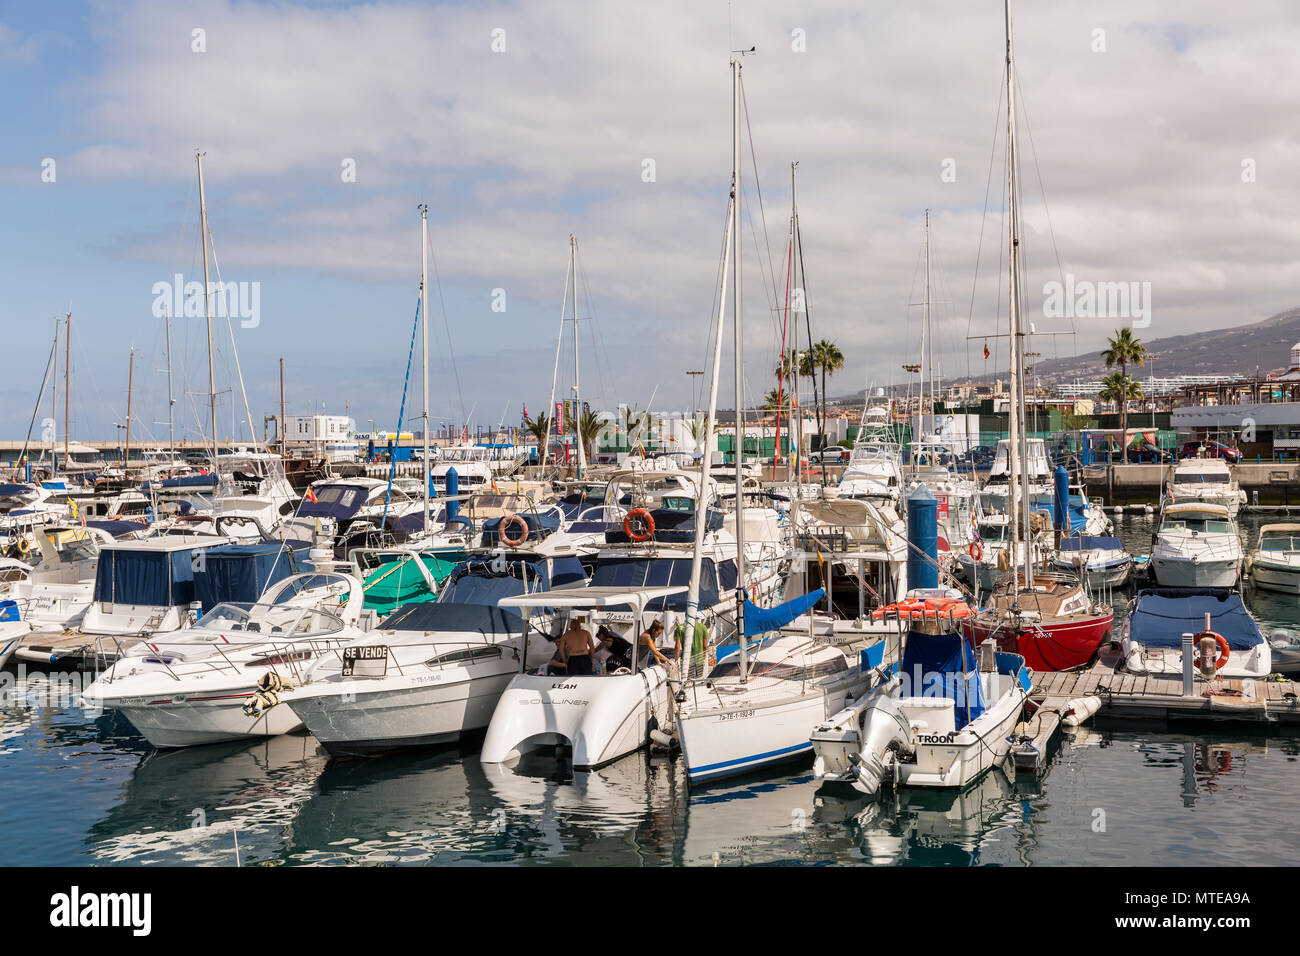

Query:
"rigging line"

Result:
[[967, 64, 1007, 371], [381, 293, 422, 528], [19, 330, 59, 465], [428, 245, 467, 428], [738, 74, 784, 316], [206, 234, 258, 447], [575, 249, 614, 409]]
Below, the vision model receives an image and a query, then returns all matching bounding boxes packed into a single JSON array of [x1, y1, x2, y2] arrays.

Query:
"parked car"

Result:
[[811, 448, 850, 464], [1178, 440, 1242, 463]]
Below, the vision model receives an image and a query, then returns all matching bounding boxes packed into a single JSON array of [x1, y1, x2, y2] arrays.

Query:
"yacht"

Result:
[[0, 600, 29, 670], [79, 571, 365, 747], [836, 405, 904, 507], [1049, 535, 1132, 590], [904, 439, 982, 563], [1149, 502, 1242, 589], [964, 572, 1114, 672], [285, 553, 588, 756], [1121, 588, 1271, 680], [1247, 523, 1300, 594], [1162, 458, 1246, 517]]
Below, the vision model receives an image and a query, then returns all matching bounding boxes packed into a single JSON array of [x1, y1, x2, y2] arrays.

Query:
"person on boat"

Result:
[[595, 624, 634, 670], [639, 619, 674, 668], [557, 613, 597, 675]]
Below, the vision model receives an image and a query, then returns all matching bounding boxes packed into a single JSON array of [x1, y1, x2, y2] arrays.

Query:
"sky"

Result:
[[3, 0, 1300, 447]]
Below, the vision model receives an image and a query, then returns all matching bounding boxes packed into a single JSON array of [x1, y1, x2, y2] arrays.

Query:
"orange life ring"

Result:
[[1193, 630, 1230, 670], [499, 513, 530, 547], [623, 508, 655, 542], [970, 541, 983, 562]]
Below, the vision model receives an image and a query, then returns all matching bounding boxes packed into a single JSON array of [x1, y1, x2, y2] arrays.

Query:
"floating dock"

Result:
[[1011, 658, 1300, 773]]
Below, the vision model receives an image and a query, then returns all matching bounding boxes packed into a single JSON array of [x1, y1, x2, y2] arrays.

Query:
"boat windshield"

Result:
[[708, 655, 847, 681], [1161, 517, 1232, 535], [199, 601, 345, 636], [1260, 535, 1300, 551]]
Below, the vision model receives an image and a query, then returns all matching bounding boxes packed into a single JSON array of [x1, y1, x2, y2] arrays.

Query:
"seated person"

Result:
[[555, 613, 597, 676]]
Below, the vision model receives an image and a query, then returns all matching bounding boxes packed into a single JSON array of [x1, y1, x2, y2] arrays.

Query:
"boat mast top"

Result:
[[420, 204, 431, 532], [196, 152, 218, 463]]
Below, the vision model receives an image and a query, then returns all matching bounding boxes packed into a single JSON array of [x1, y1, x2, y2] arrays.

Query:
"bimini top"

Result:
[[1058, 536, 1124, 553], [1163, 502, 1230, 518], [1129, 589, 1262, 650]]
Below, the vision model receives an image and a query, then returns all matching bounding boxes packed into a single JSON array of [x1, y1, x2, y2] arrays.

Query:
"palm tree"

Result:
[[522, 412, 551, 452], [1101, 329, 1148, 452], [1098, 371, 1144, 456], [773, 349, 803, 386], [762, 389, 792, 415], [577, 409, 603, 462], [686, 415, 709, 450], [807, 339, 845, 450]]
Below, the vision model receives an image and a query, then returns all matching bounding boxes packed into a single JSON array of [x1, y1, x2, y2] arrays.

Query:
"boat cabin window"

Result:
[[1162, 517, 1231, 535], [708, 655, 847, 681], [426, 645, 504, 668], [587, 557, 719, 609], [1261, 535, 1300, 551]]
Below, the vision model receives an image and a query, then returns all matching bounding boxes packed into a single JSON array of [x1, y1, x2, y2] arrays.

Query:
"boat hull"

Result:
[[1150, 555, 1240, 589], [1252, 561, 1300, 595], [100, 690, 304, 748], [965, 613, 1113, 672], [287, 670, 515, 757]]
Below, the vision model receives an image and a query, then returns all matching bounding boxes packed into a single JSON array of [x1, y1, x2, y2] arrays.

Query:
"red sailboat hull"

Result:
[[965, 612, 1114, 672]]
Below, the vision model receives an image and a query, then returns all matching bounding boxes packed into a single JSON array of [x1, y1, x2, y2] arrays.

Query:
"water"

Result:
[[1, 510, 1296, 867]]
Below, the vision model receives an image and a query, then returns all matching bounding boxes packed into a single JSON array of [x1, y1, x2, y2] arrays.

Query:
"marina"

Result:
[[3, 2, 1299, 897]]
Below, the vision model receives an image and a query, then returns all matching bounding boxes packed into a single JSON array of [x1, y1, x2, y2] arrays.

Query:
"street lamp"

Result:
[[113, 422, 125, 463]]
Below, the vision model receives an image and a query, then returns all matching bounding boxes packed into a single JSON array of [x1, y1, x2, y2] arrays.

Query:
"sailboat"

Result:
[[961, 0, 1113, 672]]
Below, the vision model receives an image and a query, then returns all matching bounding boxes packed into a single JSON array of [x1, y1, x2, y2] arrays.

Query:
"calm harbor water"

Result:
[[1, 511, 1297, 867]]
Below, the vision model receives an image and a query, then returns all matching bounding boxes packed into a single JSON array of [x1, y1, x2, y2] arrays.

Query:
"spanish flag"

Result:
[[982, 342, 991, 360], [305, 486, 318, 504]]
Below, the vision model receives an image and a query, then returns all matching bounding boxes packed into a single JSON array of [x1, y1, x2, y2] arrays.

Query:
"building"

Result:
[[1169, 342, 1300, 458]]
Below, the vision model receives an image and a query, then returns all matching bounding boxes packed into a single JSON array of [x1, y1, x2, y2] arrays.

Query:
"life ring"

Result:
[[623, 508, 655, 542], [499, 513, 530, 547], [15, 537, 30, 557], [1193, 630, 1230, 670], [969, 541, 983, 562]]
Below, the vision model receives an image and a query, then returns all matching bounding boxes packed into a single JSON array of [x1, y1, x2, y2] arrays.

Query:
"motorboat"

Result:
[[284, 553, 587, 756], [1149, 502, 1242, 589], [14, 537, 295, 668], [836, 406, 904, 507], [1248, 523, 1300, 595], [480, 585, 687, 770], [1050, 535, 1132, 590], [0, 600, 29, 669], [79, 572, 365, 747], [905, 439, 982, 563], [810, 611, 1031, 793], [1120, 588, 1272, 680], [953, 512, 1044, 596], [1162, 458, 1245, 517]]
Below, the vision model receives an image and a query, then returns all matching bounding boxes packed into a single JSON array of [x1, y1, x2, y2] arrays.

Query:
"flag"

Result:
[[305, 486, 317, 504], [983, 342, 990, 360]]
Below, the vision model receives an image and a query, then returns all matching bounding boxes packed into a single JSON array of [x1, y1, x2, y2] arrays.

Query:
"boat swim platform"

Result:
[[1011, 659, 1300, 774]]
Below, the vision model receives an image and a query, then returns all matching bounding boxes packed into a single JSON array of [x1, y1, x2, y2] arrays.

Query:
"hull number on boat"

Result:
[[718, 710, 755, 722]]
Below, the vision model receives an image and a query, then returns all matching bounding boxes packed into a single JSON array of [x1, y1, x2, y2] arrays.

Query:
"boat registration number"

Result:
[[342, 644, 389, 678], [717, 709, 755, 722]]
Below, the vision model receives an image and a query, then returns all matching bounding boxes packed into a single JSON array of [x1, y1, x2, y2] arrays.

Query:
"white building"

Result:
[[286, 415, 359, 462]]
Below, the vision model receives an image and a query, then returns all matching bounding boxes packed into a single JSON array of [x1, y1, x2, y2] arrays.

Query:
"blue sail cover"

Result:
[[141, 474, 217, 490], [742, 589, 825, 637], [1029, 493, 1089, 535], [899, 630, 986, 729], [193, 544, 299, 612], [1129, 589, 1263, 651]]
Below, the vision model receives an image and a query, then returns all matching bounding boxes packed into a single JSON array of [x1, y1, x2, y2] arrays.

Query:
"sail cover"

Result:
[[741, 588, 825, 637]]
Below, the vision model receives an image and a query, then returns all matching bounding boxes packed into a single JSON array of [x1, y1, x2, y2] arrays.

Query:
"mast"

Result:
[[124, 349, 134, 469], [420, 204, 431, 532], [732, 56, 748, 681], [1004, 0, 1031, 588], [165, 306, 176, 463], [196, 152, 218, 462], [48, 317, 59, 464], [543, 244, 572, 469], [279, 358, 286, 457], [572, 235, 585, 478], [683, 197, 735, 679], [924, 209, 934, 436], [64, 312, 70, 470]]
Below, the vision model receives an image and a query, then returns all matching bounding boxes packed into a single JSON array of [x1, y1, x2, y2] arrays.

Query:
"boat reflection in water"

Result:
[[86, 733, 327, 865]]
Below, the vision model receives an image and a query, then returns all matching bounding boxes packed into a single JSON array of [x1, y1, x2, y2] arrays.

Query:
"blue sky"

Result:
[[3, 0, 1299, 446]]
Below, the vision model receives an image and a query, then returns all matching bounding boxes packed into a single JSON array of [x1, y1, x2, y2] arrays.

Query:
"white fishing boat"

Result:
[[810, 611, 1031, 793], [1248, 523, 1300, 594], [1120, 588, 1272, 680], [284, 553, 586, 756], [79, 571, 364, 747], [480, 585, 685, 770], [837, 405, 904, 507], [1162, 457, 1245, 517], [1149, 502, 1242, 589], [1049, 535, 1132, 590]]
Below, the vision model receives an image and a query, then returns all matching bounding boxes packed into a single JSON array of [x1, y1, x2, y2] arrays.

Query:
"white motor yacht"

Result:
[[1149, 503, 1242, 589]]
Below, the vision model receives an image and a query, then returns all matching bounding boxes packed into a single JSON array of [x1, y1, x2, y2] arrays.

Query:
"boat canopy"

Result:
[[1129, 590, 1263, 650], [193, 544, 299, 612], [0, 483, 35, 497], [741, 588, 825, 637], [498, 585, 688, 613], [85, 519, 149, 539], [899, 629, 986, 729], [1059, 536, 1124, 553], [295, 484, 370, 520]]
